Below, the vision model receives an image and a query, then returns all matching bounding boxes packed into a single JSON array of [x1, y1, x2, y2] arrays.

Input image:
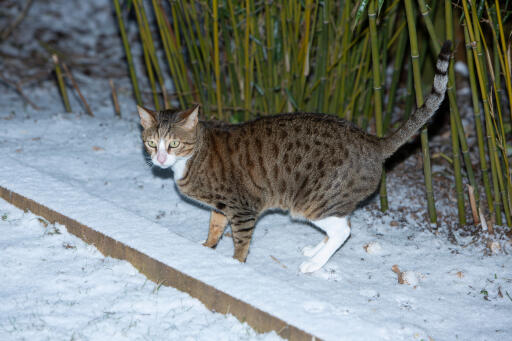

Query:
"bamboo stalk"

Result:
[[444, 1, 466, 225], [383, 26, 407, 132], [462, 0, 507, 225], [404, 0, 437, 223], [52, 54, 71, 113], [153, 0, 186, 108], [315, 0, 330, 112], [464, 25, 494, 216], [493, 0, 512, 122], [132, 0, 159, 110], [212, 0, 223, 119], [113, 0, 142, 105], [243, 0, 251, 119], [109, 79, 121, 117], [136, 0, 168, 108], [444, 0, 465, 224], [369, 0, 387, 211], [62, 63, 94, 117]]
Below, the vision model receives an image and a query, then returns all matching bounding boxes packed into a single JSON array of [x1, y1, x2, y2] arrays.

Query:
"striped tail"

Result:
[[379, 40, 451, 159]]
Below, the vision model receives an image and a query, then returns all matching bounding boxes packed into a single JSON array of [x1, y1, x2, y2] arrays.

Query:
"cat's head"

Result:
[[137, 105, 199, 169]]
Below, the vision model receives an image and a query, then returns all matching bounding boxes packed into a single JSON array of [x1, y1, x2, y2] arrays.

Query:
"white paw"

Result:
[[301, 245, 318, 257], [299, 259, 324, 273]]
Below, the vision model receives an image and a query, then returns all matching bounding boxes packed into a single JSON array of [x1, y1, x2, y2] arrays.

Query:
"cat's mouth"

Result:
[[151, 154, 176, 169]]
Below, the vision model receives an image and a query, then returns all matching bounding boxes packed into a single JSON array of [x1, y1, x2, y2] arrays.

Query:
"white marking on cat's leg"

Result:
[[301, 236, 328, 257], [300, 216, 350, 273]]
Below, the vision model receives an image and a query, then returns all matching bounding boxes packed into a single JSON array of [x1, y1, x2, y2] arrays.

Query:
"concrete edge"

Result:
[[0, 185, 319, 341]]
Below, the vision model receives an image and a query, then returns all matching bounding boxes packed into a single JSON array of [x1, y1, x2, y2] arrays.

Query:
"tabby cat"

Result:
[[138, 41, 451, 273]]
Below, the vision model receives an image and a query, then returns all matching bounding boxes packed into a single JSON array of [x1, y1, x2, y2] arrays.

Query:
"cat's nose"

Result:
[[157, 152, 167, 164]]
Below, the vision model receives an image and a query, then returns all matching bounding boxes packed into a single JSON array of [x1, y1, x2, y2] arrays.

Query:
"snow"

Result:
[[0, 199, 281, 341], [1, 0, 511, 339], [1, 100, 511, 340]]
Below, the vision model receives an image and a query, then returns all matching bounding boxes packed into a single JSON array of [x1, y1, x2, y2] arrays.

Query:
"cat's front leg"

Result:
[[203, 210, 228, 248], [229, 213, 257, 262]]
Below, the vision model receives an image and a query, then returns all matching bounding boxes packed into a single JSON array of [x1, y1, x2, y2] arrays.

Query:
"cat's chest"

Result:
[[171, 156, 190, 181]]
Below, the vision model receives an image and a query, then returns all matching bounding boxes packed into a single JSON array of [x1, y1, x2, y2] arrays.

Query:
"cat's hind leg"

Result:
[[230, 212, 257, 262], [203, 210, 228, 248], [300, 216, 351, 273], [301, 236, 328, 257]]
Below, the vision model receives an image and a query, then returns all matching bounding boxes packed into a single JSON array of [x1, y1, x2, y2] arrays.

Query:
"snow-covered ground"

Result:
[[1, 0, 512, 339], [1, 80, 512, 339], [0, 198, 281, 341]]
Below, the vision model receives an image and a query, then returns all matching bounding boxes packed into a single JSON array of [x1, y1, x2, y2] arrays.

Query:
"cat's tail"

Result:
[[378, 40, 451, 159]]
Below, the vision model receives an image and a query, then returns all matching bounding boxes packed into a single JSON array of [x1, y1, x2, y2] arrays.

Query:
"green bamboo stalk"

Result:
[[221, 11, 242, 112], [417, 0, 441, 54], [404, 59, 415, 120], [264, 1, 277, 113], [462, 0, 506, 225], [361, 80, 373, 131], [464, 25, 494, 216], [133, 0, 160, 110], [450, 101, 466, 224], [334, 1, 351, 114], [298, 0, 313, 108], [471, 2, 512, 226], [137, 0, 168, 108], [493, 0, 512, 122], [369, 0, 387, 211], [243, 0, 251, 119], [404, 0, 437, 223], [344, 34, 370, 121], [113, 0, 141, 105], [445, 0, 465, 225], [52, 54, 71, 113], [153, 0, 186, 108], [315, 0, 330, 112], [171, 2, 206, 110], [479, 6, 512, 223], [212, 0, 223, 119], [383, 26, 407, 132], [475, 20, 512, 226]]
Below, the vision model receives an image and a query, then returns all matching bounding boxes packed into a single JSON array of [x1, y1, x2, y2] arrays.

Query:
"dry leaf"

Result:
[[92, 146, 104, 151], [456, 271, 464, 279]]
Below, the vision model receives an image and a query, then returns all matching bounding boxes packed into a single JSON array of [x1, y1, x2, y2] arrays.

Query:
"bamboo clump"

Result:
[[113, 0, 512, 228]]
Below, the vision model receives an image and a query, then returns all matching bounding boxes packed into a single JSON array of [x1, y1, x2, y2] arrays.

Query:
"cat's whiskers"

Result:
[[143, 156, 154, 169]]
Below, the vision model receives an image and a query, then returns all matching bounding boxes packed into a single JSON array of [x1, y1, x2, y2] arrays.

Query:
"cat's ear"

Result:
[[137, 105, 157, 129], [177, 104, 199, 131]]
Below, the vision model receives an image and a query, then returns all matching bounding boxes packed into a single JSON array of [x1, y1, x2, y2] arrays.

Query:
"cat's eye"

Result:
[[147, 140, 156, 148], [169, 140, 180, 148]]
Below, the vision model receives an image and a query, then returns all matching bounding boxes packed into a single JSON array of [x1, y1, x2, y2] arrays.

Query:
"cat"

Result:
[[138, 41, 451, 273]]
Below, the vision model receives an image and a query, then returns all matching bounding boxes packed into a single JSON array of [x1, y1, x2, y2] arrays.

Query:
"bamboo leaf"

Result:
[[354, 0, 370, 27]]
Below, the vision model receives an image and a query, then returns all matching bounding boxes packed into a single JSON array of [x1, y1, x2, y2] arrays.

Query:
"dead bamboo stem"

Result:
[[52, 54, 72, 113], [62, 63, 94, 117], [109, 79, 121, 118]]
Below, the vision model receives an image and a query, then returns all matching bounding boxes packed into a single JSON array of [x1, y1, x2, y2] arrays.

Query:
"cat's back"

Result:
[[227, 112, 381, 156]]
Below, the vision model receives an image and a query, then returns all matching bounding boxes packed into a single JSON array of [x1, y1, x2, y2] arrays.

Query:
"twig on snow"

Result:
[[0, 71, 40, 110]]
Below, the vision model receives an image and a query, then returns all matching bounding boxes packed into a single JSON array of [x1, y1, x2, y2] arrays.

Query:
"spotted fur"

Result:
[[138, 41, 452, 272]]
